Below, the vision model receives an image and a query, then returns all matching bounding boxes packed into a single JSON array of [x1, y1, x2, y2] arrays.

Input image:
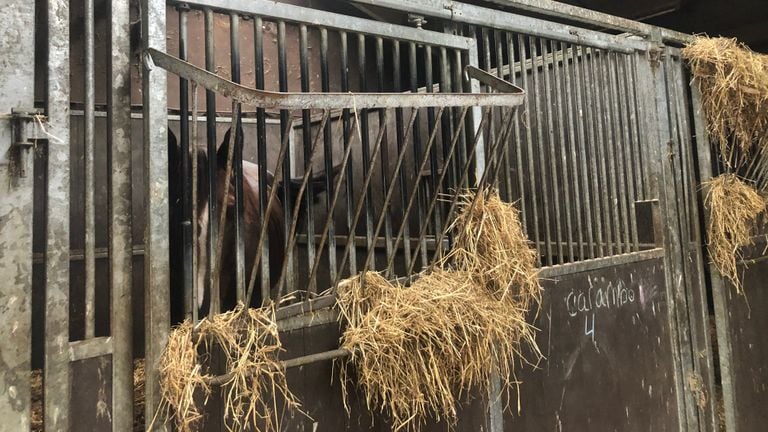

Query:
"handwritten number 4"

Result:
[[584, 313, 595, 342]]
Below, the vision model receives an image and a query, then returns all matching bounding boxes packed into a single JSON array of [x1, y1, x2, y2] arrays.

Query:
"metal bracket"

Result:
[[9, 108, 44, 178], [407, 13, 427, 29]]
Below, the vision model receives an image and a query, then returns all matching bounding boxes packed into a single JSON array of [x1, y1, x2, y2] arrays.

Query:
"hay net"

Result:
[[336, 188, 542, 431], [155, 304, 300, 432], [683, 37, 768, 290]]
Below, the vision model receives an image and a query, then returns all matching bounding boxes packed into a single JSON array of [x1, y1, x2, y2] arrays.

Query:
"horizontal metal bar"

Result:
[[147, 49, 526, 109], [278, 309, 338, 333], [539, 248, 664, 278], [275, 295, 337, 321], [348, 0, 649, 52], [205, 346, 349, 386], [68, 336, 113, 361], [479, 0, 694, 44], [178, 0, 475, 50]]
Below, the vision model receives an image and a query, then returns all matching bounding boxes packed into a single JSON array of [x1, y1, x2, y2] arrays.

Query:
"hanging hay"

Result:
[[682, 37, 768, 164], [443, 189, 540, 307], [704, 173, 766, 293], [155, 305, 300, 432], [337, 188, 541, 431]]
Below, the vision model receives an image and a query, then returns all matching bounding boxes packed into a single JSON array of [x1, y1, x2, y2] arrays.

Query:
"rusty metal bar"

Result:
[[376, 37, 395, 276], [300, 24, 318, 293], [178, 4, 195, 321], [319, 27, 338, 287], [551, 40, 574, 262], [561, 42, 584, 260], [252, 15, 271, 304], [530, 37, 553, 265], [340, 31, 357, 277], [394, 40, 413, 270], [147, 49, 526, 109], [231, 12, 247, 303], [204, 8, 220, 315], [277, 20, 295, 297], [518, 34, 541, 265], [571, 44, 595, 260]]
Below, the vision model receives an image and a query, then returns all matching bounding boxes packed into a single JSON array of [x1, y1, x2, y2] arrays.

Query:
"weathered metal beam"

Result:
[[177, 0, 475, 50], [0, 1, 36, 429], [45, 0, 72, 430], [141, 0, 170, 430], [347, 0, 651, 52], [146, 49, 526, 109]]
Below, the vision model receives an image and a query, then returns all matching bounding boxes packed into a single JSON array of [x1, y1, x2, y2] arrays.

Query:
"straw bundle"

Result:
[[155, 305, 299, 432], [704, 174, 766, 293], [682, 37, 768, 164], [337, 188, 541, 431]]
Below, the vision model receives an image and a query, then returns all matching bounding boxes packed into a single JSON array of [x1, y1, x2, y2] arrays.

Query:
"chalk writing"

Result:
[[564, 276, 637, 318]]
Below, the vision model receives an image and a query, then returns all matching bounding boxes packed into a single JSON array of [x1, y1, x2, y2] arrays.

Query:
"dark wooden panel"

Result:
[[504, 257, 681, 431], [71, 356, 113, 432], [280, 322, 491, 431], [724, 246, 768, 432]]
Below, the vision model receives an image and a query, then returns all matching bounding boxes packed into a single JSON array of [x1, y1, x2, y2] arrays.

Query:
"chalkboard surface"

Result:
[[504, 256, 680, 431]]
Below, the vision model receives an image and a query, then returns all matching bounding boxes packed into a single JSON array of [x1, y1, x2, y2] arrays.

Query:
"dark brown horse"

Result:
[[168, 128, 338, 321]]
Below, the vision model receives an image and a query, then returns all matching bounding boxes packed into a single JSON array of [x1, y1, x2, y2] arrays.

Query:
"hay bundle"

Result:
[[682, 37, 768, 162], [337, 188, 541, 430], [155, 305, 299, 432], [704, 174, 766, 293]]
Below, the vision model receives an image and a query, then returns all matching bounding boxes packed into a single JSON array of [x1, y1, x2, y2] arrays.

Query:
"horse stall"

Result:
[[0, 0, 765, 431]]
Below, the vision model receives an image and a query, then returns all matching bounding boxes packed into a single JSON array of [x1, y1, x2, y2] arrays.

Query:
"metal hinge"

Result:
[[8, 108, 45, 178], [648, 47, 664, 68]]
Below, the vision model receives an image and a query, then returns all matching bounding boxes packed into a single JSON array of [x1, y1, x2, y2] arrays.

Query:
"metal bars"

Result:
[[467, 26, 649, 265], [153, 32, 524, 312]]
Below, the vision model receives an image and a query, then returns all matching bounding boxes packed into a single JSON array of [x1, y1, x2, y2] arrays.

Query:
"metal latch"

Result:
[[9, 108, 44, 178]]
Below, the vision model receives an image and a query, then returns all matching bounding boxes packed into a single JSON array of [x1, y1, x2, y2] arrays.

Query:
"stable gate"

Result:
[[0, 0, 760, 431]]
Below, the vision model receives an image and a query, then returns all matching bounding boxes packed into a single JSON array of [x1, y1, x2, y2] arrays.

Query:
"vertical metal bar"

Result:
[[599, 50, 620, 255], [108, 0, 133, 429], [394, 40, 413, 269], [359, 34, 376, 267], [230, 12, 246, 302], [84, 0, 96, 340], [204, 9, 219, 314], [142, 0, 169, 427], [541, 38, 563, 263], [530, 37, 553, 265], [452, 48, 469, 188], [424, 44, 443, 239], [45, 0, 71, 429], [339, 31, 357, 276], [409, 41, 428, 268], [299, 24, 317, 292], [438, 47, 456, 221], [375, 36, 394, 274], [0, 0, 35, 428], [562, 42, 585, 261], [552, 40, 575, 262], [253, 16, 271, 304], [319, 27, 338, 286], [178, 5, 194, 320], [190, 82, 200, 322], [518, 34, 541, 265], [572, 45, 595, 259], [506, 32, 528, 234], [495, 29, 513, 200], [607, 52, 630, 254], [588, 49, 609, 257], [482, 28, 496, 167], [616, 54, 640, 251], [277, 20, 294, 296]]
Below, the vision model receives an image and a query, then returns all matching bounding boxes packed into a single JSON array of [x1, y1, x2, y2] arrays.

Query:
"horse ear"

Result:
[[217, 125, 245, 167]]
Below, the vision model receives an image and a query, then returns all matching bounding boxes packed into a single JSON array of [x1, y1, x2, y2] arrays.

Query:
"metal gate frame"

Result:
[[344, 1, 719, 431], [141, 0, 491, 427]]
